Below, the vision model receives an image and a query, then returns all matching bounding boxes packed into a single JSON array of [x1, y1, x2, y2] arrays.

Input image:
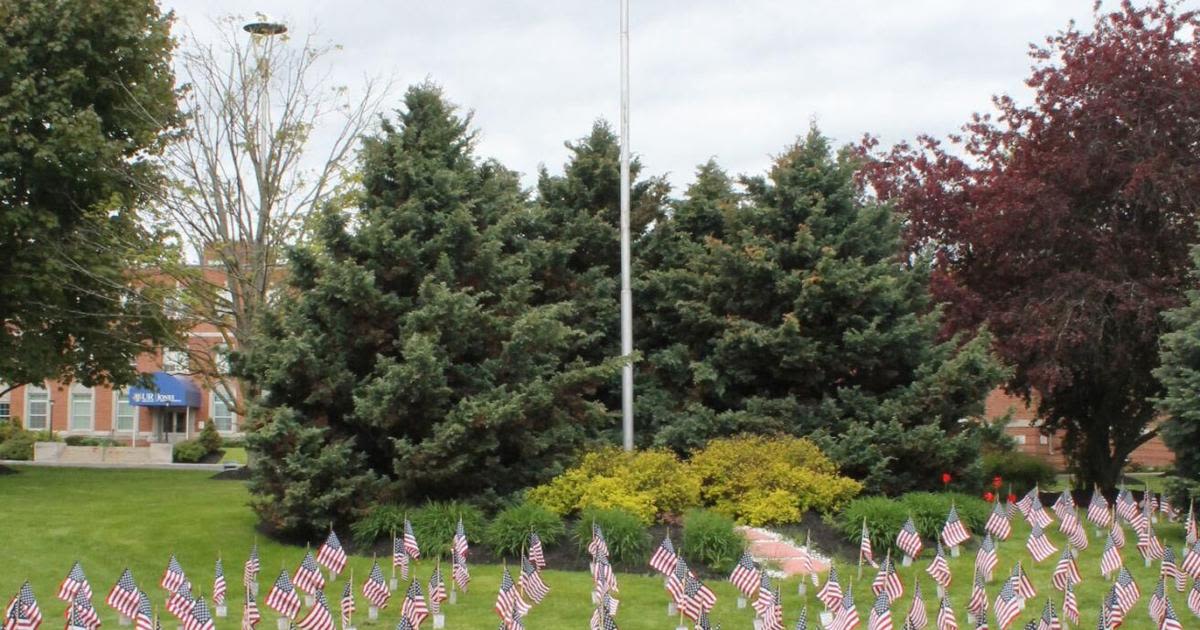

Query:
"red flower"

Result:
[[992, 476, 1003, 489], [1007, 493, 1017, 504], [983, 491, 995, 502], [941, 472, 952, 485]]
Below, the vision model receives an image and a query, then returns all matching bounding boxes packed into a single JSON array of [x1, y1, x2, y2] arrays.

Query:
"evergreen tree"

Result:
[[238, 86, 620, 535], [637, 130, 1006, 494], [1155, 240, 1200, 485]]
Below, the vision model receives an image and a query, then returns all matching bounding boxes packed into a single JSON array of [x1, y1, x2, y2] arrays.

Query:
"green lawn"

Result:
[[219, 447, 248, 465], [0, 467, 1189, 629]]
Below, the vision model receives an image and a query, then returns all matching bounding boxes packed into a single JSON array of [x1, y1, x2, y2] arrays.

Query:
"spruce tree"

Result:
[[1155, 241, 1200, 486], [238, 86, 620, 534], [637, 130, 1006, 494]]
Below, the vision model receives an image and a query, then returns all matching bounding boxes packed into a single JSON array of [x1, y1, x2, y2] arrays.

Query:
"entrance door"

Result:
[[158, 409, 189, 443]]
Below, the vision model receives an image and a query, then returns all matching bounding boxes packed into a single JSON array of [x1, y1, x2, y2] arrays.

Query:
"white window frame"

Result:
[[163, 348, 189, 374], [113, 389, 136, 433], [25, 385, 49, 431], [1014, 434, 1027, 445], [0, 385, 10, 422], [209, 388, 237, 433], [69, 384, 94, 432]]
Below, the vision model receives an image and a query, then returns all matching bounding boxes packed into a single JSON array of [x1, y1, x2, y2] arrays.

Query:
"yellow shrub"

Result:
[[528, 447, 700, 524], [689, 436, 861, 525]]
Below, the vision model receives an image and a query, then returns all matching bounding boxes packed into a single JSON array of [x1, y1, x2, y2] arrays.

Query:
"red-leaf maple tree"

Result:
[[861, 1, 1200, 490]]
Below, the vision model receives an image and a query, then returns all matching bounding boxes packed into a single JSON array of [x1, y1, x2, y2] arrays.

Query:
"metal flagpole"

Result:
[[619, 0, 634, 452]]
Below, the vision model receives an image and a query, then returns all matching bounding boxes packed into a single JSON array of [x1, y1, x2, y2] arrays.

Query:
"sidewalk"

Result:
[[738, 526, 830, 578], [0, 459, 237, 472]]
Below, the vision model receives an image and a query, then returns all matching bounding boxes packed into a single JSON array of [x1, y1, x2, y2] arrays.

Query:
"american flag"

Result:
[[794, 606, 808, 630], [1106, 586, 1124, 629], [935, 596, 957, 630], [294, 552, 326, 595], [760, 587, 784, 630], [831, 584, 859, 630], [518, 555, 549, 604], [590, 553, 617, 599], [1113, 568, 1140, 616], [1026, 525, 1058, 563], [927, 543, 951, 588], [105, 569, 139, 619], [818, 565, 844, 610], [452, 518, 469, 562], [1058, 510, 1088, 551], [1160, 598, 1184, 630], [393, 544, 409, 581], [993, 581, 1021, 630], [1188, 580, 1200, 618], [942, 505, 971, 548], [160, 556, 187, 594], [212, 560, 227, 606], [1095, 598, 1111, 630], [1050, 548, 1080, 592], [752, 572, 775, 620], [1148, 577, 1167, 626], [1035, 599, 1060, 630], [985, 500, 1011, 541], [897, 518, 924, 560], [244, 545, 260, 589], [1087, 489, 1111, 529], [1062, 579, 1079, 625], [167, 582, 196, 620], [861, 519, 878, 568], [134, 591, 154, 630], [976, 535, 998, 582], [451, 550, 470, 593], [4, 598, 35, 630], [1109, 522, 1125, 549], [1161, 547, 1185, 592], [666, 557, 689, 606], [649, 536, 677, 575], [867, 591, 893, 630], [528, 532, 545, 570], [968, 570, 988, 619], [681, 574, 716, 622], [297, 591, 334, 630], [266, 569, 302, 619], [1011, 562, 1036, 601], [242, 589, 261, 630], [1185, 501, 1197, 546], [400, 580, 429, 628], [57, 562, 92, 603], [1100, 532, 1123, 577], [316, 530, 347, 576], [493, 568, 530, 630], [403, 520, 421, 559], [873, 555, 903, 603], [427, 566, 447, 614], [589, 606, 618, 630], [1136, 522, 1165, 561], [587, 523, 608, 559], [1117, 490, 1142, 529], [183, 597, 215, 630], [1159, 494, 1177, 521], [1052, 492, 1074, 521], [972, 613, 988, 630], [729, 551, 760, 598], [1023, 489, 1054, 529], [65, 591, 99, 630], [339, 580, 354, 627], [1182, 540, 1200, 578], [361, 562, 389, 610], [906, 583, 928, 630]]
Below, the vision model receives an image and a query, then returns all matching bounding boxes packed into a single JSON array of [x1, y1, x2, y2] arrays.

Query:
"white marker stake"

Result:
[[304, 595, 314, 607], [448, 590, 457, 605], [118, 616, 131, 626], [275, 619, 288, 630], [215, 605, 227, 618], [737, 596, 747, 609], [902, 555, 912, 567], [950, 545, 960, 558], [432, 614, 445, 629], [389, 577, 398, 590], [368, 606, 379, 621], [667, 602, 677, 616], [820, 611, 834, 627], [797, 582, 807, 596]]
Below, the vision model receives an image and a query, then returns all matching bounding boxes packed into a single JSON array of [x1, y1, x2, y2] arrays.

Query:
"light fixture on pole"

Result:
[[243, 19, 287, 201], [619, 0, 634, 451]]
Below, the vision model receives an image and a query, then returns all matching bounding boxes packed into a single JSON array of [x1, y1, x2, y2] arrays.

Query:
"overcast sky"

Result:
[[165, 1, 1103, 191]]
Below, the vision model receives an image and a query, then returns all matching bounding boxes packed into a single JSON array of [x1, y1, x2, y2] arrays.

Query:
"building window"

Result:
[[163, 349, 189, 374], [1038, 435, 1049, 445], [1014, 435, 1027, 445], [70, 385, 93, 431], [0, 385, 10, 422], [210, 391, 236, 432], [25, 386, 49, 431], [114, 390, 136, 432]]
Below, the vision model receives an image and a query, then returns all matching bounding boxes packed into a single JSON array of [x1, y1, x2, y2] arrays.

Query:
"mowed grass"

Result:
[[0, 466, 1191, 629]]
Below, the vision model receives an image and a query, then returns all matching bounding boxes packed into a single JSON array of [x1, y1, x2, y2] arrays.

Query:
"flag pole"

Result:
[[618, 0, 634, 452], [857, 517, 865, 580]]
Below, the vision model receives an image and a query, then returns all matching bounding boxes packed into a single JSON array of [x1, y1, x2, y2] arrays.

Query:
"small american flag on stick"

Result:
[[527, 532, 545, 570], [993, 580, 1021, 630], [896, 518, 923, 560], [1026, 525, 1058, 563], [985, 499, 1011, 541], [265, 570, 302, 620], [339, 579, 354, 627], [294, 551, 326, 595], [649, 536, 677, 576], [212, 560, 227, 606], [427, 566, 447, 615], [1050, 548, 1080, 592], [316, 530, 347, 577], [941, 505, 971, 548], [57, 562, 93, 603], [182, 597, 215, 630], [160, 556, 187, 594], [241, 589, 261, 630], [927, 543, 951, 589], [728, 551, 759, 599], [105, 569, 140, 619], [296, 591, 334, 630], [361, 561, 389, 610], [400, 581, 428, 628], [403, 520, 421, 560], [975, 535, 998, 582], [817, 565, 843, 611], [1087, 488, 1111, 529], [133, 591, 154, 630], [517, 555, 549, 605], [243, 545, 260, 589]]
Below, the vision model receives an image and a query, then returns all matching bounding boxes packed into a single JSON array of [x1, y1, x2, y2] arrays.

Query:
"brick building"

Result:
[[986, 389, 1175, 470]]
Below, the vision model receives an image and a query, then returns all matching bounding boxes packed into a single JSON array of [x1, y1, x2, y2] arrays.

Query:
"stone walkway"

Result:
[[737, 526, 830, 578]]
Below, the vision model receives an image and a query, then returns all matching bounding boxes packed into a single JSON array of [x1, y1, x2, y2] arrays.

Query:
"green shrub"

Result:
[[1164, 476, 1200, 510], [688, 435, 862, 525], [529, 448, 699, 524], [981, 452, 1055, 493], [572, 508, 649, 565], [835, 496, 909, 551], [199, 421, 223, 453], [681, 509, 744, 573], [63, 435, 89, 446], [173, 439, 209, 463], [899, 492, 989, 540], [410, 501, 486, 558], [0, 433, 35, 460], [351, 504, 408, 547], [485, 502, 566, 559], [0, 417, 26, 442]]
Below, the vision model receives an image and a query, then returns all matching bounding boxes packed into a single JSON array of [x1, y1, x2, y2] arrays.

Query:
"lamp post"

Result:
[[619, 0, 634, 451], [243, 20, 287, 201]]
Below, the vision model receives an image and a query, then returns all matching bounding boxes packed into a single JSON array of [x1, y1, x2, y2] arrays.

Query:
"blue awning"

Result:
[[128, 371, 202, 408]]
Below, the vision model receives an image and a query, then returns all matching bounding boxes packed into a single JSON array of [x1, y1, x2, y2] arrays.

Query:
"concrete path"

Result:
[[738, 526, 830, 578], [0, 459, 237, 472]]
